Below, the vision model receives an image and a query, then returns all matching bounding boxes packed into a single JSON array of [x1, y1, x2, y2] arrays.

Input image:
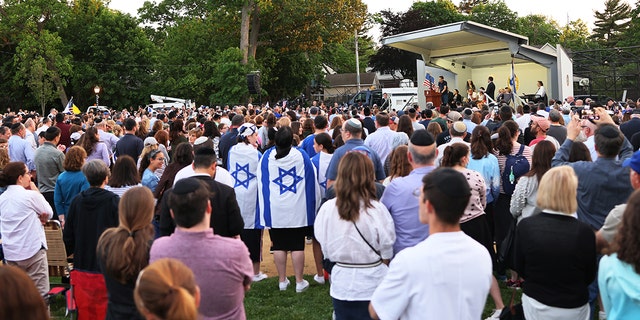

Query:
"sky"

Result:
[[109, 0, 620, 34]]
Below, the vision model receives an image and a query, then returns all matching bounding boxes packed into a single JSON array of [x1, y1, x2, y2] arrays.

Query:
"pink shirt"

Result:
[[150, 228, 253, 319]]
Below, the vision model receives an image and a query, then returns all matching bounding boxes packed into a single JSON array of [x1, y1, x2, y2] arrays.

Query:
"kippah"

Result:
[[195, 147, 216, 156], [452, 121, 467, 134], [10, 122, 21, 130], [173, 178, 203, 195], [193, 136, 209, 145], [45, 126, 59, 135], [424, 168, 471, 197], [598, 125, 621, 138], [94, 117, 102, 124], [346, 118, 362, 129], [410, 129, 435, 146]]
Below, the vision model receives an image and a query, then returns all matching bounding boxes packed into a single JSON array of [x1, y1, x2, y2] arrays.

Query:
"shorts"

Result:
[[240, 229, 263, 263], [269, 227, 311, 251]]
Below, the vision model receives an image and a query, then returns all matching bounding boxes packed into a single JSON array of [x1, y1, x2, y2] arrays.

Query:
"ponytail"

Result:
[[166, 286, 198, 320]]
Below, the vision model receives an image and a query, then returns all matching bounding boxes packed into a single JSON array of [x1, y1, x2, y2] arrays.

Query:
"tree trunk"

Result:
[[248, 2, 260, 60], [240, 0, 254, 65], [46, 59, 68, 107]]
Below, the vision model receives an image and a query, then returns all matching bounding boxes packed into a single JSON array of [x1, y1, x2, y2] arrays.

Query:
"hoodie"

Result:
[[599, 253, 640, 319], [63, 187, 119, 272]]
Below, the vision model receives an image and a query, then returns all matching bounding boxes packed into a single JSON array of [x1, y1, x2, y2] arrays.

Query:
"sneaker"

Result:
[[305, 236, 312, 245], [296, 279, 309, 293], [278, 278, 290, 291], [313, 274, 325, 284], [253, 272, 268, 282], [484, 309, 501, 320], [599, 311, 607, 320]]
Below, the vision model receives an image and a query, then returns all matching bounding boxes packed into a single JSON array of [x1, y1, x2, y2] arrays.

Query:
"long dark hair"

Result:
[[97, 187, 154, 284], [524, 140, 555, 181], [314, 133, 334, 154], [335, 152, 376, 221], [202, 120, 220, 138], [396, 115, 413, 138], [274, 126, 293, 160], [441, 143, 469, 167], [169, 120, 185, 143], [109, 155, 140, 187], [494, 120, 519, 156], [79, 126, 100, 156], [470, 126, 492, 159]]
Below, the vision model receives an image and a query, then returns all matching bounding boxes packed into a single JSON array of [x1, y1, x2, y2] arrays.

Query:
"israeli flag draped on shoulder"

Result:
[[311, 152, 333, 200], [228, 143, 262, 229], [258, 146, 320, 228]]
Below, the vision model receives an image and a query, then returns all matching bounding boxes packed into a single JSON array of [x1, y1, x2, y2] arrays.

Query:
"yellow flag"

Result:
[[72, 104, 81, 114]]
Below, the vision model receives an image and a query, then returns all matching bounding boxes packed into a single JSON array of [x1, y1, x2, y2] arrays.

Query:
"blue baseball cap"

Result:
[[623, 150, 640, 173]]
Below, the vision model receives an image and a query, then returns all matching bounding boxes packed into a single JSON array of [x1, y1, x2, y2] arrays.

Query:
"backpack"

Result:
[[501, 144, 530, 195]]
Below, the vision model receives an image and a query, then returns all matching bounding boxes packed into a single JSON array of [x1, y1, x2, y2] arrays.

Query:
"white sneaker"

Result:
[[313, 274, 325, 284], [252, 272, 268, 282], [296, 279, 309, 293], [278, 278, 290, 291], [484, 309, 501, 320]]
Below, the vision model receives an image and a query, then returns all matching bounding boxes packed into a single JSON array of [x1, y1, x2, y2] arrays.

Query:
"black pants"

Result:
[[42, 191, 58, 221], [494, 193, 514, 272]]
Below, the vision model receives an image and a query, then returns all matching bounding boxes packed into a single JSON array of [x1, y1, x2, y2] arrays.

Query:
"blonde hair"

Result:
[[536, 166, 578, 214], [134, 258, 198, 320]]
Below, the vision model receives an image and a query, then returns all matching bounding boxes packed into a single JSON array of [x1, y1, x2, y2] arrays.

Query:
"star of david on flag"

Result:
[[273, 167, 304, 195], [231, 163, 256, 189]]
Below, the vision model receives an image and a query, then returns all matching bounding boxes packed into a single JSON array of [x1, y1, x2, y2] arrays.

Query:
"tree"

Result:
[[592, 0, 632, 46], [468, 0, 518, 32], [514, 14, 560, 46], [457, 0, 489, 14], [368, 0, 464, 81], [559, 19, 592, 50], [618, 1, 640, 47]]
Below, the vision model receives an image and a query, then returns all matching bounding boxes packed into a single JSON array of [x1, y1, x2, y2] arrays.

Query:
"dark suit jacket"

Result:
[[363, 116, 376, 134], [486, 82, 496, 101], [158, 175, 244, 238]]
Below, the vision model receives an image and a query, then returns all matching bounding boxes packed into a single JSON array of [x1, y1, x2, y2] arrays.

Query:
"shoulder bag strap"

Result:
[[352, 221, 381, 258]]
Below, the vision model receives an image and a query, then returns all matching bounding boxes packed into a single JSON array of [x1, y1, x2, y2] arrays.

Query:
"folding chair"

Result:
[[43, 220, 76, 317]]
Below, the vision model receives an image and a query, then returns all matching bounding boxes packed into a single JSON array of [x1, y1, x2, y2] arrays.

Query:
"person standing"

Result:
[[64, 160, 120, 320], [151, 178, 253, 319], [0, 162, 53, 298], [34, 126, 65, 220], [219, 114, 245, 169], [8, 123, 35, 172], [370, 168, 492, 319], [438, 75, 449, 106], [115, 119, 144, 164], [486, 76, 496, 101]]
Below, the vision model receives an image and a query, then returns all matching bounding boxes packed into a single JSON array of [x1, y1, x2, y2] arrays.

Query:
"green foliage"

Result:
[[368, 0, 464, 82], [457, 0, 489, 14], [514, 14, 560, 46], [208, 48, 253, 105], [321, 34, 376, 74], [592, 0, 632, 46], [468, 0, 518, 32], [618, 2, 640, 47], [559, 19, 593, 50]]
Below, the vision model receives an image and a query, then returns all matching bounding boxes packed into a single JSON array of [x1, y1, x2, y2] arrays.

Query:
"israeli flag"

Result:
[[228, 143, 262, 229], [258, 147, 320, 228], [311, 152, 333, 199]]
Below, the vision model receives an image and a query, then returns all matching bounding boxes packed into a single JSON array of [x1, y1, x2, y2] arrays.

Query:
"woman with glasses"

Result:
[[140, 150, 164, 193], [0, 162, 53, 298]]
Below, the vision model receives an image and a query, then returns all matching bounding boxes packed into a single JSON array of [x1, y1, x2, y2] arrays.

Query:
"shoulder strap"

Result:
[[352, 221, 381, 258], [516, 144, 525, 156]]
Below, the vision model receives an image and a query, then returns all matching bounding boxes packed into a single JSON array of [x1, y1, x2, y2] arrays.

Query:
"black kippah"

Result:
[[425, 168, 471, 197], [598, 125, 620, 139], [410, 129, 435, 146], [173, 178, 202, 195]]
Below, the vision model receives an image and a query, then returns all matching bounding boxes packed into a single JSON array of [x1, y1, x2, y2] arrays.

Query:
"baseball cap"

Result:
[[531, 116, 550, 132], [144, 137, 158, 147], [446, 111, 462, 122], [623, 150, 640, 173]]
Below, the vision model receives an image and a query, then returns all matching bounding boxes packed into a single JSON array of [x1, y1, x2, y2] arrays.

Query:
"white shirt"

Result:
[[371, 231, 492, 320], [0, 185, 53, 260], [364, 126, 408, 164], [173, 164, 234, 187], [315, 198, 396, 300], [516, 113, 532, 131], [584, 135, 598, 162], [536, 86, 546, 98]]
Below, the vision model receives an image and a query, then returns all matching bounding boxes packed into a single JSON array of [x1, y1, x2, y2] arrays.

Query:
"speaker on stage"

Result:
[[247, 73, 260, 94]]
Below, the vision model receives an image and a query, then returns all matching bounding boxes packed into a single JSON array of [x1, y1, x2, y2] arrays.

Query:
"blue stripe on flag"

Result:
[[260, 148, 273, 227], [302, 152, 317, 225]]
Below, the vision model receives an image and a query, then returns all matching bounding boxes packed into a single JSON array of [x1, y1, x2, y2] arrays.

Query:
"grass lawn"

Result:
[[50, 274, 522, 319]]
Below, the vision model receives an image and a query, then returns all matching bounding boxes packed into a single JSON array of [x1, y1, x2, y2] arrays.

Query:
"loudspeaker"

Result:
[[247, 73, 260, 94]]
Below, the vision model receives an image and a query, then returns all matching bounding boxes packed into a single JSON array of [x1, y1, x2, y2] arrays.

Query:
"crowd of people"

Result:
[[0, 88, 640, 320]]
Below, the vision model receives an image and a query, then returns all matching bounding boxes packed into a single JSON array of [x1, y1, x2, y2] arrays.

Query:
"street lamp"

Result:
[[93, 86, 101, 106]]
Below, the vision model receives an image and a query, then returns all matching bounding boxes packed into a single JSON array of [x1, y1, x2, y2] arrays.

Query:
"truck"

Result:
[[348, 87, 418, 112], [147, 95, 194, 111]]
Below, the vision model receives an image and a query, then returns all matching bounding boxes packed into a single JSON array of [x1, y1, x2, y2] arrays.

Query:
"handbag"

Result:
[[498, 219, 517, 270], [499, 288, 524, 320]]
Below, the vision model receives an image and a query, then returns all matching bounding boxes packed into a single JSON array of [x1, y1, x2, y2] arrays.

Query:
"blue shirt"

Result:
[[219, 128, 239, 169], [467, 154, 500, 204], [599, 253, 640, 320], [54, 170, 90, 217], [326, 139, 386, 181], [142, 168, 159, 193], [380, 166, 435, 254], [8, 135, 35, 170], [552, 138, 633, 230]]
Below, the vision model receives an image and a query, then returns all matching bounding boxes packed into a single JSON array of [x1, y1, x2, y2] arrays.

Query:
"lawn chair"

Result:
[[43, 220, 76, 317]]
